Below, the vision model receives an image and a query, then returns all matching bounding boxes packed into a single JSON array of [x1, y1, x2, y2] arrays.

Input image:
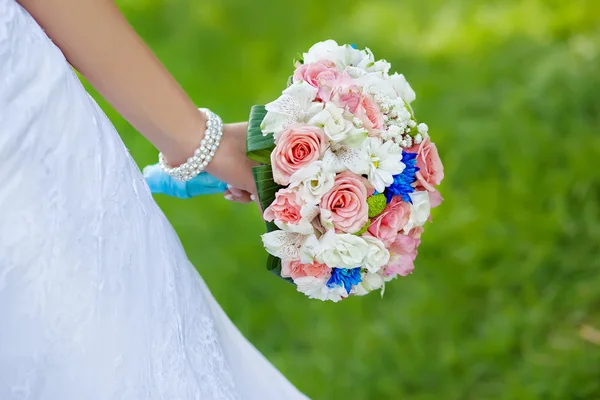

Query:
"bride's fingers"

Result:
[[224, 189, 253, 204], [226, 184, 246, 198]]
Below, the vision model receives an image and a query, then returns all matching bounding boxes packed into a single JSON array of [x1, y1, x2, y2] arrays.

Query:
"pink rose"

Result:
[[320, 171, 369, 234], [429, 191, 443, 208], [407, 227, 424, 239], [333, 81, 362, 113], [293, 60, 340, 101], [384, 232, 421, 277], [356, 94, 385, 132], [409, 137, 444, 191], [333, 85, 384, 133], [263, 189, 302, 226], [367, 196, 411, 247], [282, 259, 330, 280], [271, 126, 327, 185]]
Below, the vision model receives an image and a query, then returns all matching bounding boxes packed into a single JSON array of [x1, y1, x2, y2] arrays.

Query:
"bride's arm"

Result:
[[18, 0, 256, 195]]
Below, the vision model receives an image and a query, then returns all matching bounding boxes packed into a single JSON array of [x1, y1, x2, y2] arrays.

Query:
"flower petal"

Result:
[[261, 231, 304, 260]]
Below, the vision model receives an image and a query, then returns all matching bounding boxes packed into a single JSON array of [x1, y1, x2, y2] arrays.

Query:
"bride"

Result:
[[0, 0, 309, 398]]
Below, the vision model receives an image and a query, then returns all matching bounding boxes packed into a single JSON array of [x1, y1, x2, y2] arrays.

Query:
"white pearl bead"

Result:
[[159, 107, 223, 181]]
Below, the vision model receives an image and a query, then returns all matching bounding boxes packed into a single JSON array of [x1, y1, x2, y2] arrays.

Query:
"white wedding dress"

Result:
[[0, 1, 308, 399]]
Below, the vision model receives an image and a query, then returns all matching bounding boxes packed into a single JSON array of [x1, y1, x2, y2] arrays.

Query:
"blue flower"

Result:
[[327, 268, 362, 294], [384, 151, 420, 203], [350, 43, 357, 49]]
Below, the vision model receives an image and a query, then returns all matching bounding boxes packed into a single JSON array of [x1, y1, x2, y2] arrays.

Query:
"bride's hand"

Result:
[[206, 122, 258, 196], [143, 122, 257, 203]]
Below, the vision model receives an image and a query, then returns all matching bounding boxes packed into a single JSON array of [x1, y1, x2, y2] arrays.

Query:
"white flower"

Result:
[[294, 276, 347, 302], [352, 271, 385, 296], [321, 146, 370, 175], [302, 40, 372, 68], [274, 204, 319, 235], [355, 72, 416, 106], [298, 234, 321, 265], [261, 81, 323, 137], [403, 191, 431, 233], [417, 123, 429, 136], [362, 236, 390, 273], [389, 73, 416, 103], [355, 72, 397, 100], [367, 60, 392, 74], [316, 231, 370, 269], [362, 137, 405, 193], [387, 125, 404, 141], [344, 66, 368, 79], [318, 208, 335, 233], [340, 126, 369, 149], [388, 100, 413, 128], [308, 102, 354, 142], [261, 231, 304, 260], [289, 161, 336, 204], [357, 49, 391, 74]]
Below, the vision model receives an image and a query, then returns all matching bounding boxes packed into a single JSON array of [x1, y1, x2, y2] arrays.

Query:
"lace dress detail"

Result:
[[0, 1, 307, 399]]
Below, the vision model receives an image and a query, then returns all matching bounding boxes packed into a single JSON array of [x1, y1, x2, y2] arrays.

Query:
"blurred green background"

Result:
[[92, 0, 600, 398]]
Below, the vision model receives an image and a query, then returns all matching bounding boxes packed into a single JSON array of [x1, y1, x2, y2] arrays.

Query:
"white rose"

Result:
[[308, 102, 354, 142], [352, 271, 385, 296], [289, 161, 336, 204], [294, 276, 347, 302], [362, 236, 390, 273], [403, 191, 431, 233], [316, 231, 369, 269]]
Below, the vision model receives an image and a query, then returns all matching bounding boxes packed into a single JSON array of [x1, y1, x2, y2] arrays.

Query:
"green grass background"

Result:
[[91, 0, 600, 398]]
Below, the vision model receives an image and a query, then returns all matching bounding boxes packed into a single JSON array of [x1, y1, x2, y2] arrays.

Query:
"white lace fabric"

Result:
[[0, 1, 308, 399]]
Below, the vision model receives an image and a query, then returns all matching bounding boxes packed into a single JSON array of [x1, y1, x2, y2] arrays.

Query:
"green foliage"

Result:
[[93, 1, 600, 398], [354, 220, 371, 236], [367, 193, 387, 218], [251, 164, 281, 232], [246, 105, 273, 164]]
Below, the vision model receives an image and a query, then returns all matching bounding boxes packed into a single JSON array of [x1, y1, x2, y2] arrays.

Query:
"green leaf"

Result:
[[403, 98, 415, 119], [293, 53, 304, 66], [252, 165, 283, 233], [248, 114, 295, 286], [246, 105, 274, 164], [267, 255, 294, 285], [252, 166, 295, 285]]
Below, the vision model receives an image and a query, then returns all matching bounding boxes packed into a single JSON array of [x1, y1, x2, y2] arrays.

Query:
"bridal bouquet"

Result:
[[246, 40, 444, 302]]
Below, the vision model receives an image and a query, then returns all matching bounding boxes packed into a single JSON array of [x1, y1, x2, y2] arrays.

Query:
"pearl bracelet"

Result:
[[158, 108, 224, 181]]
